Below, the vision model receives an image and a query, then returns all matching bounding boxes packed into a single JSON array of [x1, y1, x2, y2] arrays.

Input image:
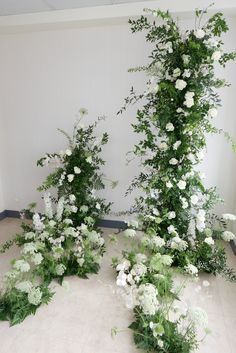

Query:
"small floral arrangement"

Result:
[[0, 111, 110, 325], [120, 6, 236, 281], [113, 223, 208, 352]]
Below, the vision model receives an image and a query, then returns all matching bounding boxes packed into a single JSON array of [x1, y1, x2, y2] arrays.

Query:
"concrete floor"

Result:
[[0, 218, 236, 353]]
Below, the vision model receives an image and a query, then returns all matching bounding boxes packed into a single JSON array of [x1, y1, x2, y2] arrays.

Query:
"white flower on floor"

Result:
[[67, 174, 74, 183], [124, 229, 136, 238], [55, 264, 66, 276], [32, 253, 43, 265], [222, 213, 236, 221], [177, 180, 186, 190], [14, 260, 30, 273], [222, 231, 235, 241], [166, 122, 175, 132], [138, 283, 159, 315], [185, 264, 198, 275], [15, 281, 33, 293], [188, 306, 208, 328], [28, 287, 42, 306], [62, 280, 70, 292], [74, 166, 81, 174], [175, 79, 187, 90], [194, 29, 205, 39]]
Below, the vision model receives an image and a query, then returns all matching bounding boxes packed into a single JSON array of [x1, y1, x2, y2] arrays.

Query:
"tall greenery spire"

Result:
[[120, 7, 236, 279]]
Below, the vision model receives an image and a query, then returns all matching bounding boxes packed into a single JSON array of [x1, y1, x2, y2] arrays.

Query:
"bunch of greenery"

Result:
[[113, 224, 208, 352], [0, 111, 110, 325], [119, 7, 236, 280]]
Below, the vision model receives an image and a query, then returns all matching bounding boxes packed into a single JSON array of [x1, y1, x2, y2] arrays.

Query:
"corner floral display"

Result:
[[116, 6, 236, 353], [119, 7, 236, 280], [0, 111, 111, 325]]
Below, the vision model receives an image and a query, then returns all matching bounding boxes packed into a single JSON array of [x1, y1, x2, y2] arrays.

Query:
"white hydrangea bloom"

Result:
[[55, 264, 66, 276], [15, 281, 33, 293], [22, 242, 37, 255], [171, 237, 188, 251], [204, 237, 214, 245], [188, 306, 208, 328], [138, 283, 159, 315], [158, 142, 168, 151], [190, 195, 199, 205], [212, 50, 222, 61], [194, 29, 205, 39], [124, 229, 136, 238], [152, 236, 165, 248], [185, 264, 198, 275], [67, 174, 74, 183], [32, 253, 43, 265], [28, 287, 42, 306], [116, 260, 131, 272], [14, 260, 30, 273], [169, 158, 179, 165], [74, 166, 81, 174]]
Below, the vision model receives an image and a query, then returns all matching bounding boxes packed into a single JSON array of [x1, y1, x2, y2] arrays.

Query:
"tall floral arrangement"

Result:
[[0, 111, 110, 325], [119, 7, 236, 279]]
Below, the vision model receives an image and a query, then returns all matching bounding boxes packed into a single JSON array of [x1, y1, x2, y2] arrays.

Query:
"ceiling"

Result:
[[0, 0, 147, 16]]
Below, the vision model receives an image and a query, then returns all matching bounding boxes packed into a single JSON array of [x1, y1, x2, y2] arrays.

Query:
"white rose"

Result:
[[168, 211, 176, 219], [194, 29, 205, 39], [169, 158, 178, 165], [191, 195, 199, 205], [74, 166, 81, 174], [67, 174, 74, 183], [177, 180, 186, 190], [175, 79, 187, 91], [159, 142, 168, 151], [65, 149, 72, 156], [183, 69, 191, 78], [166, 181, 173, 188], [212, 50, 222, 61], [204, 237, 214, 245], [166, 123, 174, 132], [208, 107, 218, 118], [167, 225, 176, 234], [180, 197, 188, 209], [173, 141, 181, 150], [173, 68, 181, 78]]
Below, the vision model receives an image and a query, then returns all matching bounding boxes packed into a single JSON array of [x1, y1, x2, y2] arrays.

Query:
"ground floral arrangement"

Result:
[[0, 6, 236, 353], [115, 6, 236, 353], [0, 112, 111, 325]]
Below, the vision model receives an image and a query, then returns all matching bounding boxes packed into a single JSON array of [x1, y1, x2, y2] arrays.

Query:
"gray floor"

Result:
[[0, 218, 236, 353]]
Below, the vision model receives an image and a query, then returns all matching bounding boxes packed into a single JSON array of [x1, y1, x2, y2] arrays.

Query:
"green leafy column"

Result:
[[121, 8, 236, 279]]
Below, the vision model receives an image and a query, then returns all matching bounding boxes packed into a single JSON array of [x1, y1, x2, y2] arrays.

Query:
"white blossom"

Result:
[[208, 107, 218, 118], [168, 211, 176, 219], [173, 141, 181, 150], [222, 213, 236, 221], [169, 158, 178, 165], [194, 29, 205, 39], [67, 174, 74, 183], [183, 69, 191, 78], [166, 181, 173, 188], [204, 237, 214, 245], [184, 91, 195, 108], [14, 260, 30, 273], [28, 287, 42, 306], [182, 54, 190, 65], [175, 79, 187, 90], [138, 283, 159, 315], [32, 253, 43, 265], [124, 229, 136, 238], [166, 123, 174, 131], [158, 142, 168, 151], [55, 264, 66, 276], [15, 281, 33, 293], [222, 231, 235, 241], [185, 264, 198, 275], [74, 166, 81, 174], [212, 50, 222, 61], [173, 68, 181, 78], [177, 180, 186, 190], [65, 149, 72, 156], [190, 195, 199, 205]]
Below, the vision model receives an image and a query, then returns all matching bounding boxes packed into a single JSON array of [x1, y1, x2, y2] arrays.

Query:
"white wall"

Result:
[[0, 15, 236, 217]]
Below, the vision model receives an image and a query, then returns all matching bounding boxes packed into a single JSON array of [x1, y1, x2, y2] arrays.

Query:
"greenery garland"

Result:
[[0, 111, 111, 325], [119, 7, 236, 280]]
